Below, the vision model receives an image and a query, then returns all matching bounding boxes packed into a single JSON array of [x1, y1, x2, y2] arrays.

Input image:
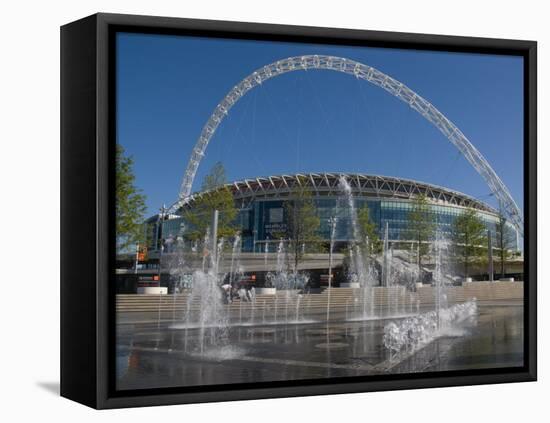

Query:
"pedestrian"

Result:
[[221, 284, 232, 304], [250, 286, 256, 302]]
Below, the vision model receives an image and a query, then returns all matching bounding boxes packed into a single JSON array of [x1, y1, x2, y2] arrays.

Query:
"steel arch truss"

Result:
[[174, 55, 523, 235]]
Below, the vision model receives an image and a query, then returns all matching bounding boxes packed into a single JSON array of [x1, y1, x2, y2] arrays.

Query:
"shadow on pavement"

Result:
[[36, 381, 60, 396]]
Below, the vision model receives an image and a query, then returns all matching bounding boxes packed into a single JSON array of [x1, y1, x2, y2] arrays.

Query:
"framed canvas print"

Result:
[[60, 13, 537, 409]]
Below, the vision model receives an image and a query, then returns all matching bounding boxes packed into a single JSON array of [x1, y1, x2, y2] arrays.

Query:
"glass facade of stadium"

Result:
[[149, 173, 520, 253]]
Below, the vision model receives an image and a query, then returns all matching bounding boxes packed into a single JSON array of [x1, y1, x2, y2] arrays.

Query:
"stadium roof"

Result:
[[181, 173, 496, 213]]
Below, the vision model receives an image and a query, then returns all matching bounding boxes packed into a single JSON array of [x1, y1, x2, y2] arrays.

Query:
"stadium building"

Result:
[[147, 172, 520, 254]]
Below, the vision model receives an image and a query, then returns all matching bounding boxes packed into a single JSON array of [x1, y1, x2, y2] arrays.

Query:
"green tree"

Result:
[[116, 144, 146, 252], [357, 205, 382, 254], [495, 210, 515, 278], [184, 162, 238, 241], [284, 177, 323, 272], [451, 208, 488, 278], [407, 193, 436, 273]]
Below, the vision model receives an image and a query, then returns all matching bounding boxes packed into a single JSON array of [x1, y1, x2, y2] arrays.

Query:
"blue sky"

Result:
[[116, 32, 524, 217]]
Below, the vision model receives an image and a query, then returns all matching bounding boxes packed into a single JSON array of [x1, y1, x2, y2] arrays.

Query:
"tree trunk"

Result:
[[417, 235, 422, 278], [500, 248, 505, 278]]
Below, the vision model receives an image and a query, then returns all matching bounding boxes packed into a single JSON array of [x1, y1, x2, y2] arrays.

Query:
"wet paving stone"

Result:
[[116, 305, 524, 390]]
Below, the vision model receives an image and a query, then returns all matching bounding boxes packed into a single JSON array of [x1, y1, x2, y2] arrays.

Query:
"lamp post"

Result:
[[134, 242, 140, 275], [327, 216, 337, 323], [383, 221, 390, 287], [488, 229, 494, 282], [210, 209, 219, 272], [328, 216, 338, 286], [157, 204, 166, 279]]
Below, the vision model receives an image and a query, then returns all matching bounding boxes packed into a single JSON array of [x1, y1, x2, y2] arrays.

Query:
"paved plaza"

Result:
[[116, 302, 523, 390]]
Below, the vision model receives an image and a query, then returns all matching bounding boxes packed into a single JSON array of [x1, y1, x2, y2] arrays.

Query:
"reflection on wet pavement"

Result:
[[116, 305, 523, 391]]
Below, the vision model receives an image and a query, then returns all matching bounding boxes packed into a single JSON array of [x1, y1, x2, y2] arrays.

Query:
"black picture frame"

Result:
[[60, 12, 537, 409]]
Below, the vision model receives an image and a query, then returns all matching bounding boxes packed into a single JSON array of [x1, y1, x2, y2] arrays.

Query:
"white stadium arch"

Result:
[[172, 55, 523, 235]]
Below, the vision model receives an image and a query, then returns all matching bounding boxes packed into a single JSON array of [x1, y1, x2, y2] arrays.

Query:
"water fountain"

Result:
[[326, 216, 337, 323], [144, 192, 483, 382], [338, 176, 368, 288], [215, 237, 225, 275], [265, 239, 309, 324], [187, 268, 228, 353], [169, 211, 234, 354], [338, 175, 378, 320], [264, 240, 269, 269], [159, 196, 475, 372], [382, 222, 390, 288], [382, 230, 477, 361], [409, 242, 417, 288], [383, 300, 478, 360], [229, 234, 242, 287], [433, 232, 450, 328], [295, 294, 302, 322], [201, 228, 210, 272]]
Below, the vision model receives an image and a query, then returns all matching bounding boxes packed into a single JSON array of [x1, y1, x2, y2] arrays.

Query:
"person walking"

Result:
[[249, 286, 256, 302]]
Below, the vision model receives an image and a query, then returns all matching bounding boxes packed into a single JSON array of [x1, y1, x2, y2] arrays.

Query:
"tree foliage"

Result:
[[357, 205, 382, 254], [284, 176, 323, 272], [407, 193, 436, 272], [116, 144, 146, 252], [184, 162, 238, 241], [451, 208, 488, 277], [495, 210, 515, 277]]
